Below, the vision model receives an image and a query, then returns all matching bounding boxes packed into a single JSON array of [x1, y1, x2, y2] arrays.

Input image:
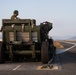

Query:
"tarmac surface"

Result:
[[0, 41, 76, 75]]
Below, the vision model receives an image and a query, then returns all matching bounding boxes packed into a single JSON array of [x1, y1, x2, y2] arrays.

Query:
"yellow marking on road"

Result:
[[37, 65, 58, 70]]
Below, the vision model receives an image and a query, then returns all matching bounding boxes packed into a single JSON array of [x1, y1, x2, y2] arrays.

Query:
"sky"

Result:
[[0, 0, 76, 39]]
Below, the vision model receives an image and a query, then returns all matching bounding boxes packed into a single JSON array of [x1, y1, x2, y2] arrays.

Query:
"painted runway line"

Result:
[[56, 41, 76, 54], [13, 65, 21, 70]]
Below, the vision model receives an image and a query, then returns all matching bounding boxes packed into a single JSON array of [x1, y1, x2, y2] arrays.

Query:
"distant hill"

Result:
[[51, 36, 70, 40], [52, 36, 76, 40], [69, 36, 76, 40]]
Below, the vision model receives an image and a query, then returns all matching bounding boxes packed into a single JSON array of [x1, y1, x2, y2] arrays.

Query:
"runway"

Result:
[[0, 54, 61, 71], [0, 40, 76, 75]]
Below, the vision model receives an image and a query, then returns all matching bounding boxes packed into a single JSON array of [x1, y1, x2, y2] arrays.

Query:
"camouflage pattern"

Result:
[[11, 15, 20, 20], [11, 10, 20, 20], [0, 18, 56, 64]]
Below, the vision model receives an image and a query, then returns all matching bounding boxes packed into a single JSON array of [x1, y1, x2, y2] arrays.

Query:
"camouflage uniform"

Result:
[[11, 10, 20, 20], [0, 10, 19, 32]]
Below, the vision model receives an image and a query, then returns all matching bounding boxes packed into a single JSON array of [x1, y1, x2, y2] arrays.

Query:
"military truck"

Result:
[[0, 19, 56, 63]]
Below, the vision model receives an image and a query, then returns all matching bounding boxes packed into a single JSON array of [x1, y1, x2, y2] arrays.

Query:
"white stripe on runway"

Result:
[[56, 42, 76, 54], [13, 65, 21, 70]]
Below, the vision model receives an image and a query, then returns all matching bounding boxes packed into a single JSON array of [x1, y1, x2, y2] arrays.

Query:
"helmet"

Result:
[[13, 10, 19, 15]]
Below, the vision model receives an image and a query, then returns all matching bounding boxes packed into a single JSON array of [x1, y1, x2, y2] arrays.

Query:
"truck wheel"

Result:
[[41, 41, 49, 64], [0, 42, 5, 63]]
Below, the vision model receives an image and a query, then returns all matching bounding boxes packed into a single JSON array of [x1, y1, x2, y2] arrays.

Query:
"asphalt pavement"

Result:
[[0, 41, 76, 75]]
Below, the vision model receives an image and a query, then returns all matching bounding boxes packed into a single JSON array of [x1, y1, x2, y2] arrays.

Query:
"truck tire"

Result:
[[0, 42, 5, 63], [41, 41, 49, 64]]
